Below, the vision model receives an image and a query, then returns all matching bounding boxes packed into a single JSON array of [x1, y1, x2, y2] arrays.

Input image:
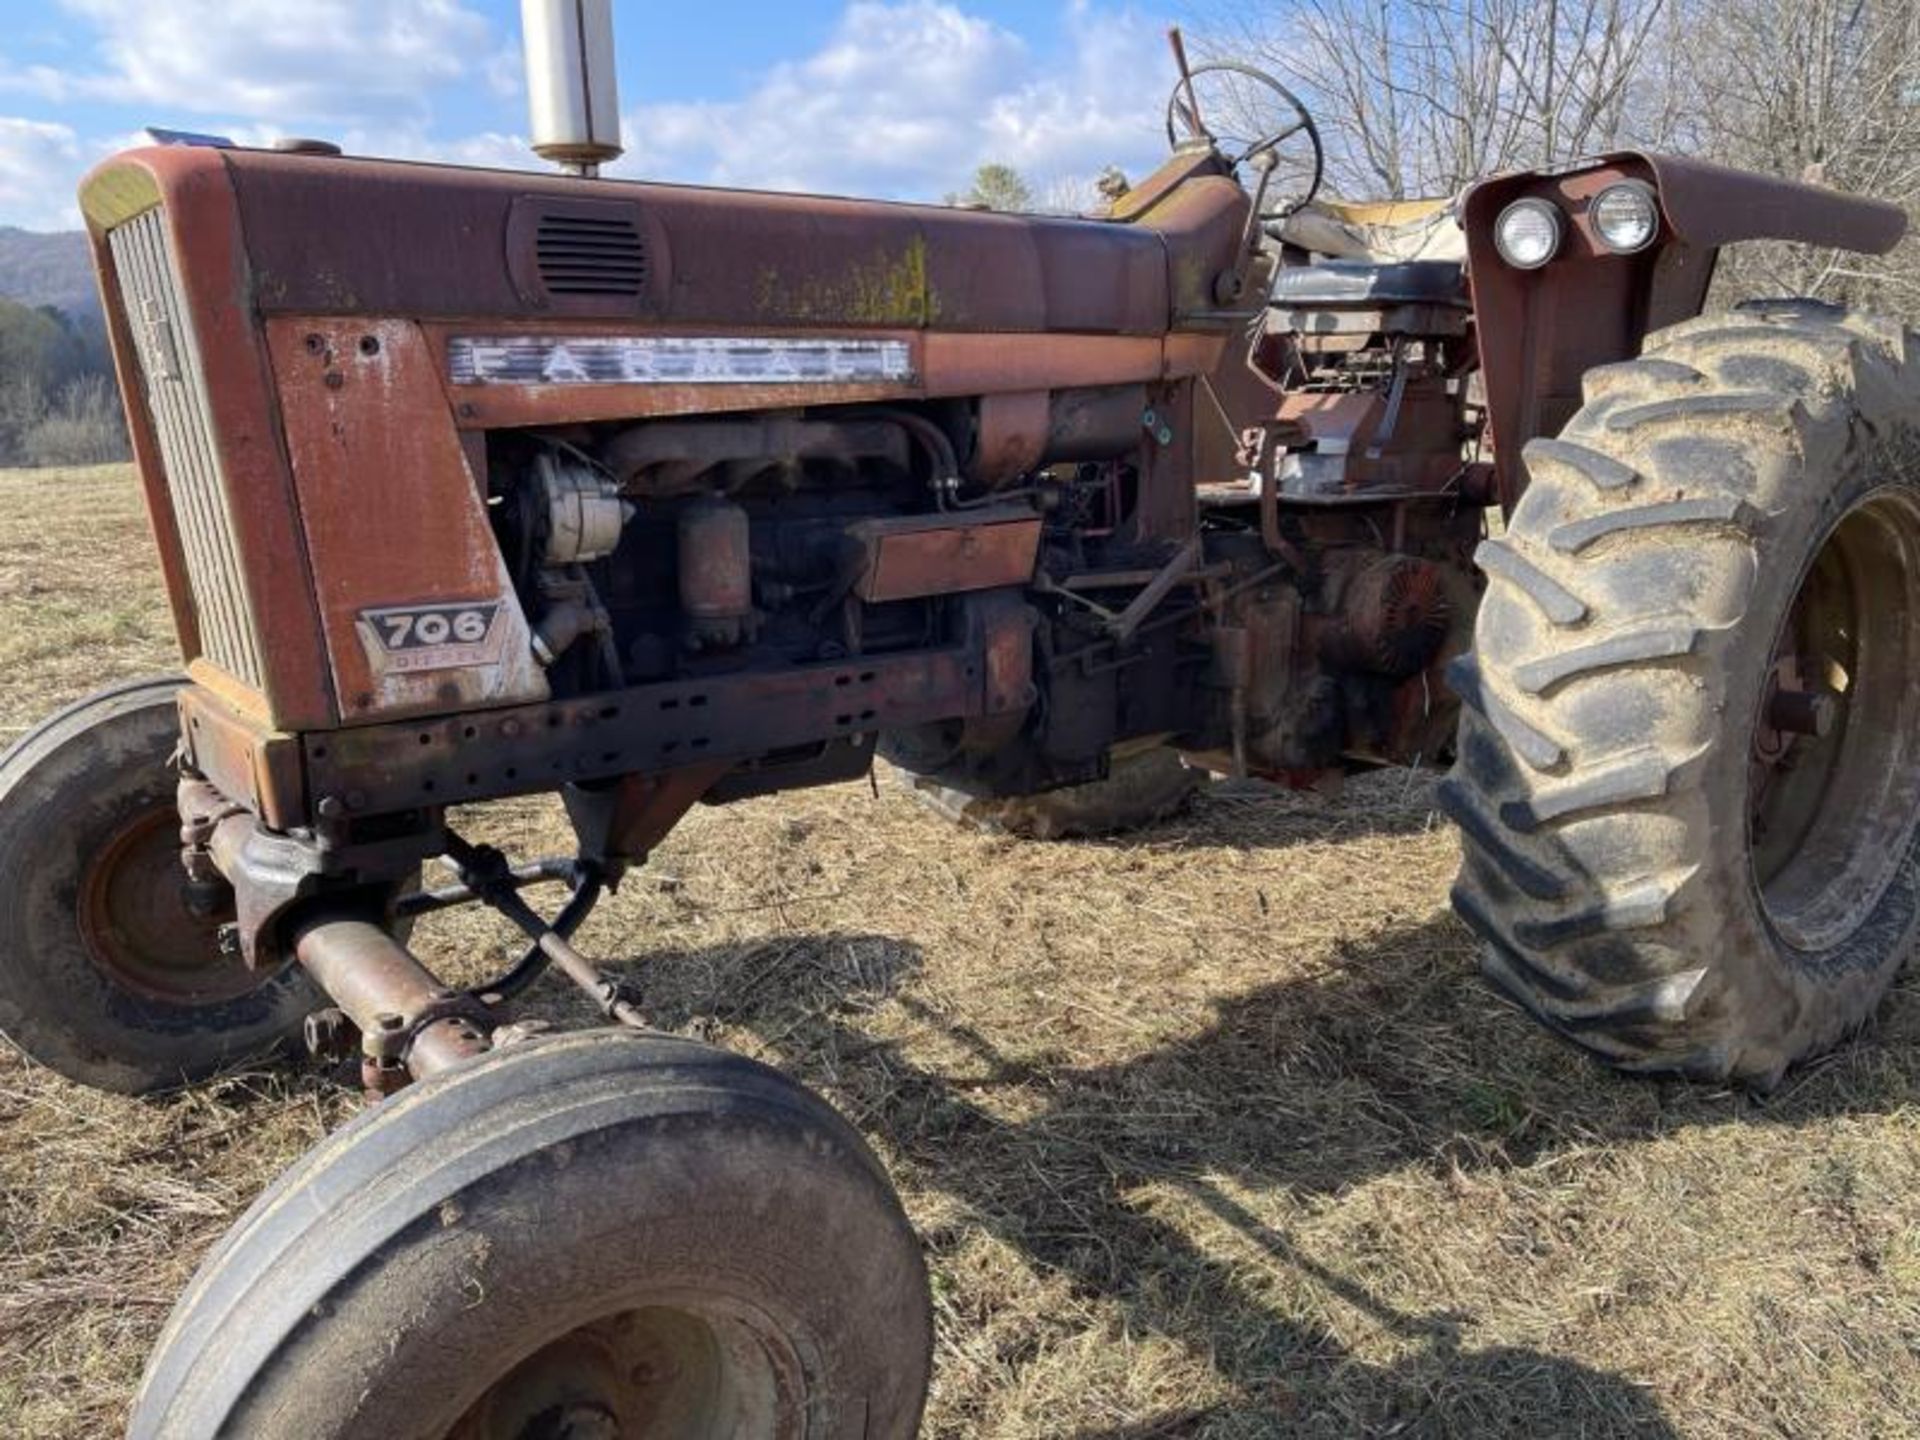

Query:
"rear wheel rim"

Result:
[[74, 804, 255, 1004], [1749, 487, 1920, 953], [449, 1300, 807, 1440]]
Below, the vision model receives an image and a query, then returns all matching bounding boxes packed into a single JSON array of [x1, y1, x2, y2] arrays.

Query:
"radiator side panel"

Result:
[[82, 148, 337, 731], [108, 208, 267, 691]]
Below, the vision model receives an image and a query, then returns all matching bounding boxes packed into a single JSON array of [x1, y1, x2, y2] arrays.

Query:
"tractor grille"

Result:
[[535, 212, 649, 297], [109, 208, 266, 691]]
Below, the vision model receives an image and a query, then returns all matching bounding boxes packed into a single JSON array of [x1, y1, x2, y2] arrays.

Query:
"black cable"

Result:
[[440, 833, 607, 1007]]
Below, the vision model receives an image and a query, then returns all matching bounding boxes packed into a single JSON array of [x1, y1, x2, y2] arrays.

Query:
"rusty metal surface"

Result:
[[1465, 150, 1905, 262], [606, 415, 911, 493], [301, 624, 1027, 822], [108, 208, 267, 691], [441, 328, 929, 427], [1465, 157, 1707, 504], [88, 225, 204, 670], [1129, 175, 1258, 325], [262, 316, 550, 723], [601, 763, 733, 862], [83, 128, 1484, 882], [1631, 151, 1897, 254], [214, 146, 1180, 335], [853, 513, 1042, 603], [1319, 556, 1453, 678], [293, 916, 493, 1082], [1043, 386, 1148, 465], [432, 326, 1188, 428], [177, 685, 305, 831], [958, 590, 1037, 721], [1163, 330, 1235, 381], [80, 148, 336, 729], [1190, 349, 1279, 493], [503, 193, 672, 316], [922, 331, 1170, 395], [677, 497, 753, 648], [1464, 151, 1905, 503], [1128, 383, 1200, 546], [1268, 389, 1467, 499], [1107, 147, 1231, 224], [971, 391, 1050, 485]]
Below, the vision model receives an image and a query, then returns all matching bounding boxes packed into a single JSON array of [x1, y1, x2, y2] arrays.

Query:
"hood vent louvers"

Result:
[[508, 196, 659, 312], [536, 212, 649, 296]]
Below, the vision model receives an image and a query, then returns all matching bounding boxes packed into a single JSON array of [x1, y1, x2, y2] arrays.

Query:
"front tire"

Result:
[[1445, 301, 1920, 1085], [131, 1029, 932, 1439], [0, 678, 321, 1093]]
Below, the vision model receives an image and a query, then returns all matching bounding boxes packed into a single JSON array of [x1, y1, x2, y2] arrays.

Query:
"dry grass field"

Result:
[[3, 464, 1920, 1437]]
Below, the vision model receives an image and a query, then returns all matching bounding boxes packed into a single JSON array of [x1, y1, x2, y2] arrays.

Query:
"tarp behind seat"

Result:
[[1274, 196, 1466, 263]]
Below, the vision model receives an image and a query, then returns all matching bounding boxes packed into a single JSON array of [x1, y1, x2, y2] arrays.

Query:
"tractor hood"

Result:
[[80, 144, 1252, 341]]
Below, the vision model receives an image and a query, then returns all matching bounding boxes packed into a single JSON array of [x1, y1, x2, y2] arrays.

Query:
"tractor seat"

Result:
[[1271, 260, 1468, 310]]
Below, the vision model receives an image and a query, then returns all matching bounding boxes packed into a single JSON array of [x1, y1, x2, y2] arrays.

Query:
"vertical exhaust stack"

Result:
[[522, 0, 623, 176]]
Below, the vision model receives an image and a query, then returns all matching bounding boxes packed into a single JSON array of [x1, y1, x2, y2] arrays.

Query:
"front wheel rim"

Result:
[[449, 1298, 809, 1440], [74, 804, 256, 1004], [1749, 486, 1920, 954]]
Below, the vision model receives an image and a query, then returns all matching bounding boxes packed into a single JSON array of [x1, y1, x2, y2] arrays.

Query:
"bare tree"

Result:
[[1190, 0, 1920, 313], [1198, 0, 1675, 199], [1676, 0, 1920, 304], [20, 374, 128, 468]]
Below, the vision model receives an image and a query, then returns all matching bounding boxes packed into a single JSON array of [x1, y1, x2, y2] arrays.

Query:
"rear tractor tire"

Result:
[[900, 742, 1204, 840], [131, 1029, 933, 1439], [0, 678, 321, 1093], [1446, 300, 1920, 1086]]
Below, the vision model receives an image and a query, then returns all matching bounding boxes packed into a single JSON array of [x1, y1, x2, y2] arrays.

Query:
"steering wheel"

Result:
[[1165, 62, 1325, 220]]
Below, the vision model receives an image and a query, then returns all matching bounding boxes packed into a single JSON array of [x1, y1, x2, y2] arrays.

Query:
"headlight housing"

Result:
[[1494, 198, 1563, 270], [1591, 180, 1661, 254]]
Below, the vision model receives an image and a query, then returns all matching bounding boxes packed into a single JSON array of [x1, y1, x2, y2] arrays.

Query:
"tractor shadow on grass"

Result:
[[1048, 770, 1454, 855], [584, 899, 1920, 1436], [532, 746, 1920, 1435]]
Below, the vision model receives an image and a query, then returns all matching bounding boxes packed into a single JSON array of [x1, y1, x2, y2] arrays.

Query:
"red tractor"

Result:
[[1, 9, 1914, 1435]]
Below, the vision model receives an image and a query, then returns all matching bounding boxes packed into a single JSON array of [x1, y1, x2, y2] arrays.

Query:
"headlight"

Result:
[[1591, 181, 1661, 254], [1495, 198, 1563, 270]]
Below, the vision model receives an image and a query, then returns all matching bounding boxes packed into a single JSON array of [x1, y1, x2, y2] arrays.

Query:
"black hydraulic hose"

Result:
[[842, 407, 962, 505], [470, 871, 605, 1006], [436, 831, 608, 1007]]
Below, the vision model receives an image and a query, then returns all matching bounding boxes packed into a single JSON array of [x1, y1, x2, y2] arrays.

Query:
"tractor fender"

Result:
[[1461, 150, 1907, 505]]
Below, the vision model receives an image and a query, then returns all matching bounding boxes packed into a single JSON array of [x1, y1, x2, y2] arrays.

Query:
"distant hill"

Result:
[[0, 228, 98, 321]]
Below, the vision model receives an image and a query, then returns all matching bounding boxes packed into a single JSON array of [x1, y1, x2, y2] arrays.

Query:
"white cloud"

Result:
[[483, 43, 527, 100], [0, 0, 532, 226], [4, 0, 497, 124], [0, 1, 1187, 229], [0, 118, 87, 230], [612, 1, 1174, 206]]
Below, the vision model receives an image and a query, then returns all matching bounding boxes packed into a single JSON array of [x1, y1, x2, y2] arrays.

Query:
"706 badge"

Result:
[[357, 601, 506, 674]]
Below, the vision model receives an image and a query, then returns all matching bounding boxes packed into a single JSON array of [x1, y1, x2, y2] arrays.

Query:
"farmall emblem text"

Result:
[[447, 335, 916, 387], [358, 602, 506, 674]]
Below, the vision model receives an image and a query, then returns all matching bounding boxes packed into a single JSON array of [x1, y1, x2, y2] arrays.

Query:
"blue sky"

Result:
[[0, 0, 1183, 231]]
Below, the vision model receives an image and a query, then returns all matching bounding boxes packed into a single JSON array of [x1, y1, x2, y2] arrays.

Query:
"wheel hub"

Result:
[[452, 1304, 800, 1440], [525, 1402, 619, 1440], [74, 804, 256, 1004], [1749, 487, 1920, 952]]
